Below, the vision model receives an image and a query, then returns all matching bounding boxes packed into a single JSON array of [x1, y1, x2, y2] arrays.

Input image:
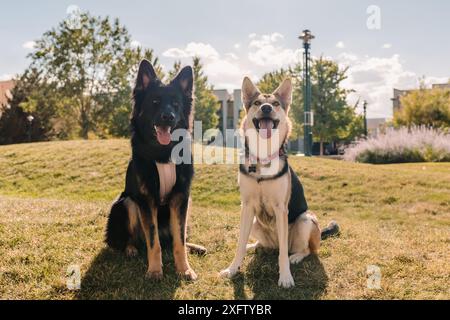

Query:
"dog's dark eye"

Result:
[[254, 101, 261, 106], [273, 101, 280, 107], [153, 99, 160, 105], [172, 101, 180, 108]]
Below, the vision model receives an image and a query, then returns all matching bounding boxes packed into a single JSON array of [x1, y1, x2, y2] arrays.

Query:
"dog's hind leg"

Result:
[[249, 218, 277, 249], [289, 213, 321, 265], [106, 194, 131, 252], [124, 198, 140, 258]]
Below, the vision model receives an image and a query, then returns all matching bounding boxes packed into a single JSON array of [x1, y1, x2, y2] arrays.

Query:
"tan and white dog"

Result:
[[220, 77, 339, 288]]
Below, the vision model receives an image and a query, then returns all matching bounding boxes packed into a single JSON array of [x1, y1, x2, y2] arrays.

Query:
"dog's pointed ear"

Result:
[[171, 66, 194, 97], [135, 59, 158, 91], [273, 78, 293, 110], [242, 77, 260, 110]]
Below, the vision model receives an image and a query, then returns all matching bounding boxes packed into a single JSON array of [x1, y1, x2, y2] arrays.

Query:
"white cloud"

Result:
[[234, 43, 241, 50], [337, 53, 443, 118], [247, 33, 301, 67], [163, 42, 219, 59], [225, 53, 239, 60], [22, 41, 36, 50], [205, 59, 242, 77], [163, 42, 248, 91], [382, 43, 392, 49], [163, 48, 189, 59], [130, 40, 141, 49], [336, 41, 345, 49], [160, 35, 445, 113]]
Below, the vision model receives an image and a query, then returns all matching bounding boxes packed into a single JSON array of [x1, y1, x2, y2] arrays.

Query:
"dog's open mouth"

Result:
[[253, 118, 280, 139], [154, 126, 172, 145]]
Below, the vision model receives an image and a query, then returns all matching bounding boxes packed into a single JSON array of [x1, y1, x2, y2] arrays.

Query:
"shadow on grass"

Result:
[[76, 247, 182, 300], [232, 249, 328, 300]]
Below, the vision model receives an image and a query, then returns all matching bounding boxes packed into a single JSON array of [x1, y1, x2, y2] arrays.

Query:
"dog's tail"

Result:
[[321, 221, 340, 240], [105, 194, 130, 252]]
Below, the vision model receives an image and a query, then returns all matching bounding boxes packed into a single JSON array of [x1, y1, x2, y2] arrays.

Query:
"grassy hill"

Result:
[[0, 140, 449, 299]]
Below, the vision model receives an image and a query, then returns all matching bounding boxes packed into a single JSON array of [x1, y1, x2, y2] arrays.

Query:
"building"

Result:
[[367, 118, 388, 137], [392, 82, 450, 113], [431, 83, 450, 90], [0, 80, 15, 113], [213, 89, 242, 133]]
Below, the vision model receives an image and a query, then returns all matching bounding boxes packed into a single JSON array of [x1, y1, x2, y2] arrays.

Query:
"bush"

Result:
[[344, 126, 450, 164]]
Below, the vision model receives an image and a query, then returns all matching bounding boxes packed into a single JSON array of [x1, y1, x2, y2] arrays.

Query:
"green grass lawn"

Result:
[[0, 140, 449, 300]]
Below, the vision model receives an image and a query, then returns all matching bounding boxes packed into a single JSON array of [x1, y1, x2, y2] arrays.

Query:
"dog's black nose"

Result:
[[161, 112, 175, 122], [261, 104, 273, 115]]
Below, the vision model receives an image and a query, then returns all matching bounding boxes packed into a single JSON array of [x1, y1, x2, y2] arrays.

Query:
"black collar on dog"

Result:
[[239, 161, 289, 183], [240, 144, 289, 183]]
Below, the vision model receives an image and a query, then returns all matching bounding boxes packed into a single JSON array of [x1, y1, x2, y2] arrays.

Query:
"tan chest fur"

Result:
[[239, 161, 291, 230]]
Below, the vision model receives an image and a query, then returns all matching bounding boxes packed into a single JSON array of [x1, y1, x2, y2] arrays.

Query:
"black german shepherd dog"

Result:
[[106, 60, 205, 281]]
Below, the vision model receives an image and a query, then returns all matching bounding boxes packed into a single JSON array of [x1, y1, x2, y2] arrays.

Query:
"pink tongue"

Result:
[[156, 126, 172, 145], [259, 119, 274, 139]]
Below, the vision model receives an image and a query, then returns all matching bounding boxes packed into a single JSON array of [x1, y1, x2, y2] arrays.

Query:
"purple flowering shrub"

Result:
[[344, 126, 450, 164]]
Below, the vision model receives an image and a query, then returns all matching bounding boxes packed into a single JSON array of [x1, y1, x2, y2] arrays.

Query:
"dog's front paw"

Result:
[[219, 267, 239, 279], [178, 268, 198, 281], [145, 270, 163, 280], [278, 273, 295, 288]]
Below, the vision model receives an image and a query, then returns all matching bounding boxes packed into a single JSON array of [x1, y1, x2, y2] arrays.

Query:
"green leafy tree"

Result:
[[98, 48, 163, 137], [394, 87, 450, 129], [29, 11, 163, 139], [0, 69, 68, 144], [310, 57, 362, 155], [167, 61, 182, 81], [191, 57, 219, 132]]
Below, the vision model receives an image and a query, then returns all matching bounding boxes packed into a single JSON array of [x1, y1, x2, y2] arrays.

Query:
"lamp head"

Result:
[[299, 29, 315, 44]]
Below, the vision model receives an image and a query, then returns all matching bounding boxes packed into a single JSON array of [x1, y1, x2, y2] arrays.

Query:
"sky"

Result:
[[0, 0, 449, 118]]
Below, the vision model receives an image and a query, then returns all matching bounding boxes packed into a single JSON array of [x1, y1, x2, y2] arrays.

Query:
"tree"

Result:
[[167, 61, 182, 81], [394, 87, 450, 129], [98, 48, 163, 137], [310, 57, 362, 155], [0, 69, 65, 144], [191, 57, 219, 132], [29, 10, 163, 139]]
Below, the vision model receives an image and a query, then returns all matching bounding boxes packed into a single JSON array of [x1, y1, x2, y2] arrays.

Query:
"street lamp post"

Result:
[[27, 115, 34, 142], [299, 29, 315, 157], [363, 100, 368, 138]]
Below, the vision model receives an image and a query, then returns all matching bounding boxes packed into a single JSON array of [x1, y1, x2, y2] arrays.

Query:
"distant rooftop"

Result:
[[213, 89, 241, 102], [0, 80, 15, 109]]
